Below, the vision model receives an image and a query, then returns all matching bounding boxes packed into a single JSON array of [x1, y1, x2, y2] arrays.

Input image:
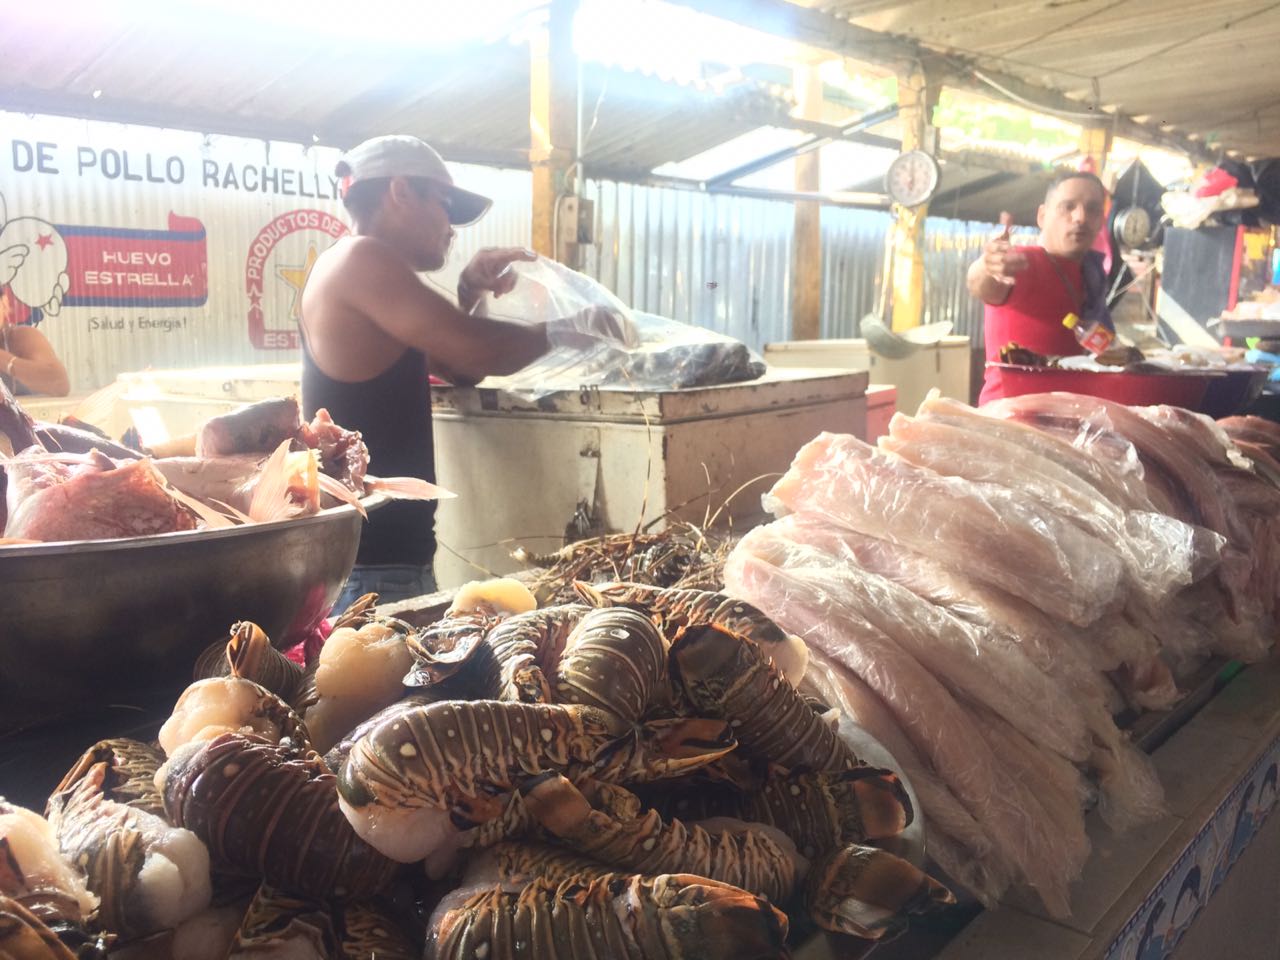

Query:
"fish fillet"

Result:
[[732, 520, 1090, 764], [763, 431, 1125, 626], [728, 548, 1082, 917]]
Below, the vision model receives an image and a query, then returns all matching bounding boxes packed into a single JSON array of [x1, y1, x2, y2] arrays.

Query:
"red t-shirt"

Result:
[[980, 245, 1086, 405]]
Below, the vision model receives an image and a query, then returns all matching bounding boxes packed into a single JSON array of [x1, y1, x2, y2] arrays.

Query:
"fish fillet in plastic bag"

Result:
[[763, 432, 1125, 626], [985, 393, 1252, 618], [741, 514, 1165, 831], [727, 545, 1087, 917], [881, 410, 1215, 606], [733, 519, 1090, 765], [801, 647, 1011, 906]]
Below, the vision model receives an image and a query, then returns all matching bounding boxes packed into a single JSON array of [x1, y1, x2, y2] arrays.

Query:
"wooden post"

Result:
[[791, 62, 824, 340], [1079, 123, 1113, 180], [890, 61, 940, 332], [530, 0, 579, 262]]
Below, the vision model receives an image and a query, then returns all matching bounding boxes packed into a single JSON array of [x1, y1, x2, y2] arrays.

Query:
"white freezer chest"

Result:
[[763, 336, 972, 415], [430, 368, 868, 590], [18, 364, 304, 440]]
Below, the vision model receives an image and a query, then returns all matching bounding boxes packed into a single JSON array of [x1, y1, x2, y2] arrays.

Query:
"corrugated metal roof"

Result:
[[818, 0, 1280, 158], [4, 0, 1273, 222], [0, 5, 795, 180]]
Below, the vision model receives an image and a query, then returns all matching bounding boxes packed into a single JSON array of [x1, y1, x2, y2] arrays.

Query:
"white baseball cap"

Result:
[[335, 135, 492, 226]]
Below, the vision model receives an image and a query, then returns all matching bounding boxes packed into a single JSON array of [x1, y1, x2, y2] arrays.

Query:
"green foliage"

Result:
[[932, 89, 1077, 157]]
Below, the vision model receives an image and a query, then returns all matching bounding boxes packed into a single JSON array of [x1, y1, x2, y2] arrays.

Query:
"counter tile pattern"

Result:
[[936, 655, 1280, 960], [1100, 730, 1279, 960], [1167, 811, 1280, 960]]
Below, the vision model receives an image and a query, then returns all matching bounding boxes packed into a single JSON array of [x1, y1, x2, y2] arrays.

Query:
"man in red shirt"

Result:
[[968, 171, 1110, 404]]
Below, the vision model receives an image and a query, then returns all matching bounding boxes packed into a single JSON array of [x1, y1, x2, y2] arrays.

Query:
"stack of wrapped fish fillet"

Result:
[[725, 391, 1280, 917]]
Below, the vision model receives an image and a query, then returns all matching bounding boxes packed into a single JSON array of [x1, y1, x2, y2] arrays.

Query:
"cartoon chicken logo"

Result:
[[0, 192, 72, 322]]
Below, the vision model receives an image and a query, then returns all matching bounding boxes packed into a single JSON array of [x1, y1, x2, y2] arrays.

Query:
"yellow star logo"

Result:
[[275, 244, 320, 322]]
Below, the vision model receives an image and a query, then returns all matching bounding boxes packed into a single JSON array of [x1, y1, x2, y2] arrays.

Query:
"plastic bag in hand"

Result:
[[546, 305, 640, 350], [475, 256, 765, 397]]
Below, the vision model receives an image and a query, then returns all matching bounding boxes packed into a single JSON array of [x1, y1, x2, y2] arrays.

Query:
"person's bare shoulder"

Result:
[[308, 236, 402, 315], [324, 234, 412, 279], [8, 323, 56, 354]]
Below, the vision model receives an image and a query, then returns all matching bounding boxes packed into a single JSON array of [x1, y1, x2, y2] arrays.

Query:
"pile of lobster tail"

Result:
[[12, 577, 948, 958]]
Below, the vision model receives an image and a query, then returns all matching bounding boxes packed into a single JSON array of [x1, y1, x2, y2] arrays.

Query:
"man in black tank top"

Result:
[[301, 135, 633, 609]]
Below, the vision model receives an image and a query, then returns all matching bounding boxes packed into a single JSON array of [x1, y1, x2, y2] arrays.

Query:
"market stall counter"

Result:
[[6, 374, 1280, 959], [937, 656, 1280, 960]]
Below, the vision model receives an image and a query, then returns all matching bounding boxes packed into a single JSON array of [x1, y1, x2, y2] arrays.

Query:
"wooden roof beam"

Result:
[[668, 0, 1217, 162]]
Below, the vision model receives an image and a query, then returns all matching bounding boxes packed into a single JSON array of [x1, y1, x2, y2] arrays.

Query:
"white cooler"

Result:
[[430, 368, 868, 589], [763, 336, 971, 416]]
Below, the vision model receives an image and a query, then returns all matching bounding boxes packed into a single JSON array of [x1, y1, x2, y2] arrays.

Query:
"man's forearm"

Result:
[[451, 318, 550, 380], [967, 259, 1012, 306], [490, 321, 552, 376]]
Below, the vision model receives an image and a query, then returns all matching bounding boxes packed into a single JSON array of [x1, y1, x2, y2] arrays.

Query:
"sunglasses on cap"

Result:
[[408, 179, 458, 219]]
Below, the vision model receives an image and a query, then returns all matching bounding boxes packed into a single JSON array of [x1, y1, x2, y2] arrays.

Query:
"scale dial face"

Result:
[[1114, 205, 1152, 248], [885, 149, 941, 207]]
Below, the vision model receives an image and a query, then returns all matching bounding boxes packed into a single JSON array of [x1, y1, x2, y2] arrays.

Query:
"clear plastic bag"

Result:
[[737, 512, 1168, 833], [799, 646, 1012, 908], [733, 517, 1092, 767], [883, 404, 1213, 607], [763, 431, 1127, 627], [723, 534, 1086, 918], [473, 257, 765, 397]]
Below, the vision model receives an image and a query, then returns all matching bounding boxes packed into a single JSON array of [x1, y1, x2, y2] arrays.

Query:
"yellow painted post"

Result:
[[529, 0, 578, 262], [792, 62, 824, 340], [1079, 123, 1113, 180], [890, 62, 940, 332]]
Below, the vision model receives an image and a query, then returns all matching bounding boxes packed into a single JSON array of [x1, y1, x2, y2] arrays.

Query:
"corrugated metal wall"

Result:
[[818, 206, 891, 340], [2, 111, 994, 391], [582, 181, 993, 351], [924, 219, 991, 347], [580, 179, 795, 348]]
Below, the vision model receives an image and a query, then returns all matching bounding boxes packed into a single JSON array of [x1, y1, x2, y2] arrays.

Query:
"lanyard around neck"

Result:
[[1043, 253, 1085, 314]]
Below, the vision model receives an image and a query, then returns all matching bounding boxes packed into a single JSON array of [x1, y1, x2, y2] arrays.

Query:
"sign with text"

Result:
[[60, 212, 208, 307]]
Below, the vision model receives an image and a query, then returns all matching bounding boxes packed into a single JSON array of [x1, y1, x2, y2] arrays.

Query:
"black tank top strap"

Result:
[[301, 336, 436, 566]]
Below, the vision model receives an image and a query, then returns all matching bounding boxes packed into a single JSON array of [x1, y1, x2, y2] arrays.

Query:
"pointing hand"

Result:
[[982, 211, 1028, 286]]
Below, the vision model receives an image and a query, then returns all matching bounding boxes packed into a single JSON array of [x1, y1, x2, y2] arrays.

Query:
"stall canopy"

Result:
[[817, 0, 1280, 161], [2, 0, 1277, 219]]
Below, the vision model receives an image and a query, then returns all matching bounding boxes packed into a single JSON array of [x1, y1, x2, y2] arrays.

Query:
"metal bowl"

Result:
[[0, 497, 380, 734]]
